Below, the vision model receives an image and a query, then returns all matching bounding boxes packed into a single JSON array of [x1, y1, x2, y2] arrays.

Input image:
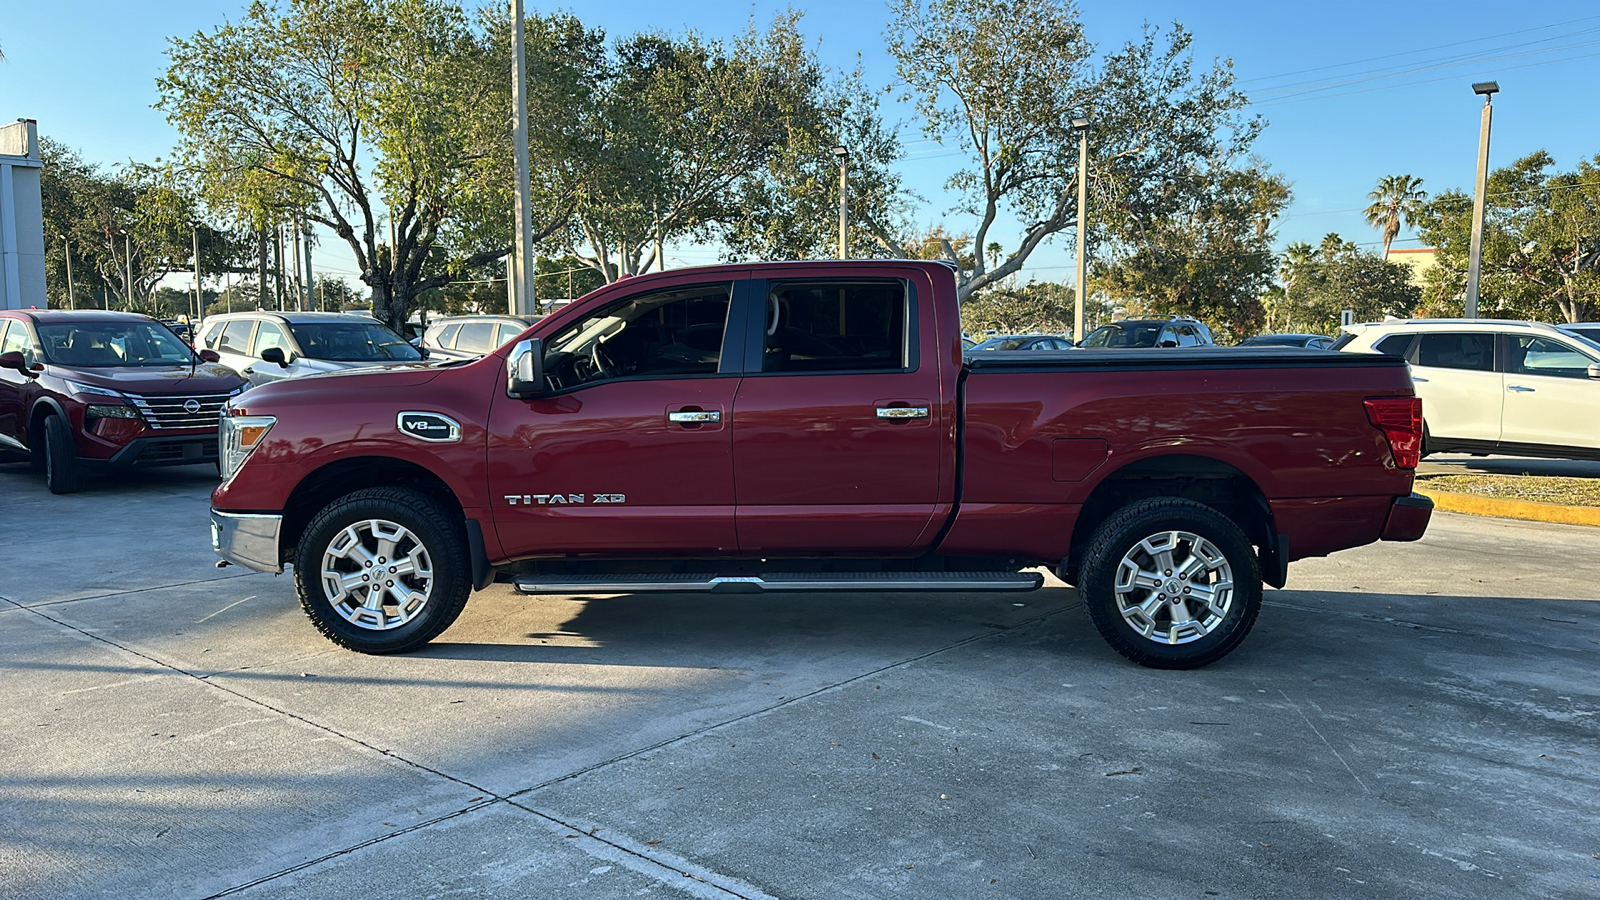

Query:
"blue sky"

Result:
[[4, 0, 1600, 289]]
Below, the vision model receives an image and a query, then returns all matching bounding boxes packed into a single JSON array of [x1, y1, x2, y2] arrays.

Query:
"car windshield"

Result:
[[972, 336, 1031, 351], [287, 321, 423, 362], [1090, 323, 1164, 348], [37, 321, 201, 367]]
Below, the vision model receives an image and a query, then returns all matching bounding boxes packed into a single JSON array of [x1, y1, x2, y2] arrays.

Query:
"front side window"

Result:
[[252, 322, 292, 358], [1, 320, 37, 366], [1415, 333, 1493, 371], [762, 281, 908, 373], [1511, 336, 1593, 379], [545, 283, 732, 387], [287, 321, 422, 362], [37, 321, 198, 367]]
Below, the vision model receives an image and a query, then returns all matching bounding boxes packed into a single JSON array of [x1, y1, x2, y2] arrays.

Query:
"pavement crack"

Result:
[[1278, 688, 1369, 793]]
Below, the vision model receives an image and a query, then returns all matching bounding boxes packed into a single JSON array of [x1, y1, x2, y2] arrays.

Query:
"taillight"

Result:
[[1364, 397, 1422, 469]]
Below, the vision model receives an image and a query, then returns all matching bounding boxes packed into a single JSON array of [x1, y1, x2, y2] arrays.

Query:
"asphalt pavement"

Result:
[[1420, 452, 1600, 479], [1, 461, 1597, 899]]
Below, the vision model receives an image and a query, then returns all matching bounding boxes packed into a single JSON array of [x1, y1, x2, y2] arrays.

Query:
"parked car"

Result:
[[1237, 333, 1333, 350], [0, 310, 247, 493], [969, 334, 1075, 352], [1079, 316, 1215, 348], [195, 311, 425, 387], [211, 260, 1430, 670], [420, 315, 541, 361], [1559, 323, 1600, 346], [1335, 318, 1600, 460]]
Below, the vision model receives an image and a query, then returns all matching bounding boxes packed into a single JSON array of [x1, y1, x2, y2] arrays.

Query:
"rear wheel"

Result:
[[43, 414, 81, 494], [293, 487, 471, 654], [1078, 498, 1262, 669]]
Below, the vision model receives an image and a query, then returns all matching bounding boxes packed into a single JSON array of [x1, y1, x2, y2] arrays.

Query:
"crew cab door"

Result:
[[487, 277, 751, 557], [730, 270, 949, 553]]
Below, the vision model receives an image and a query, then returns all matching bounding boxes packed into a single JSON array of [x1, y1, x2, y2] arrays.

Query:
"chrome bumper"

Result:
[[210, 510, 284, 573]]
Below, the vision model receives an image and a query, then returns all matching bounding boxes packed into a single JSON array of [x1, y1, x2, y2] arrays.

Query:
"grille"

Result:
[[125, 392, 232, 430]]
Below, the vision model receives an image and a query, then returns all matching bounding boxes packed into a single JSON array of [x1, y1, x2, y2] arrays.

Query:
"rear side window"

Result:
[[762, 281, 909, 373], [1372, 334, 1414, 359], [1416, 333, 1493, 371]]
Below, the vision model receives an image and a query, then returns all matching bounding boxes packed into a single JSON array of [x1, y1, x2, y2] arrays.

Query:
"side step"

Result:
[[512, 571, 1045, 595]]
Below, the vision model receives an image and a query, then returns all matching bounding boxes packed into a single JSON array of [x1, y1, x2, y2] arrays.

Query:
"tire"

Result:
[[1078, 497, 1263, 669], [43, 414, 81, 494], [1420, 422, 1433, 459], [293, 487, 472, 654]]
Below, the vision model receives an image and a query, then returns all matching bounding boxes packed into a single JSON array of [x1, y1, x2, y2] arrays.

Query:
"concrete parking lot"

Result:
[[2, 461, 1597, 900]]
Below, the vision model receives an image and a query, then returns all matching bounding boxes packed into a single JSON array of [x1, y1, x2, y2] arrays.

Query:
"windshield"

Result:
[[972, 336, 1031, 351], [37, 321, 201, 367], [1087, 323, 1164, 348], [287, 321, 423, 362]]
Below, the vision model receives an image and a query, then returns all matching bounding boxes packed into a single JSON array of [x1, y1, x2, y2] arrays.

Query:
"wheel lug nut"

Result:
[[1183, 587, 1191, 594], [386, 580, 394, 587], [365, 561, 372, 567], [1164, 570, 1172, 576]]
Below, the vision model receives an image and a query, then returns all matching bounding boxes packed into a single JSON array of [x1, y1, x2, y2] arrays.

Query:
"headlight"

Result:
[[61, 378, 124, 400], [85, 404, 141, 420], [219, 414, 276, 480]]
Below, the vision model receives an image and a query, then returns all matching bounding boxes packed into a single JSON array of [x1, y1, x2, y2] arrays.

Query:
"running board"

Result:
[[511, 571, 1045, 595]]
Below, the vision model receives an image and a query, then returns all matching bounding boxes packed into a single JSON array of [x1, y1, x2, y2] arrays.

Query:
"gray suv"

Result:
[[420, 315, 540, 361], [196, 312, 424, 387]]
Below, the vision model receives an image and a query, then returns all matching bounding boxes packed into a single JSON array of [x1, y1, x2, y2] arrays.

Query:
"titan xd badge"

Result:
[[397, 411, 462, 443]]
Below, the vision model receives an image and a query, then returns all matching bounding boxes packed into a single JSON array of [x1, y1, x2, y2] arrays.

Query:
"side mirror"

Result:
[[1589, 363, 1600, 380], [506, 338, 546, 398], [260, 346, 291, 368], [199, 349, 221, 363], [0, 350, 25, 372]]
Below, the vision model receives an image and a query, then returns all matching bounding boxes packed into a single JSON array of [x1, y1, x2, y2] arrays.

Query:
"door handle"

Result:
[[668, 410, 721, 423], [1507, 385, 1535, 393], [876, 406, 930, 419]]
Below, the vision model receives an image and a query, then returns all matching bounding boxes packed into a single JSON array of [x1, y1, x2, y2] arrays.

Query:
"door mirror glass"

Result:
[[260, 346, 290, 367], [0, 350, 24, 372], [1589, 363, 1600, 380], [507, 338, 546, 397], [199, 349, 221, 363]]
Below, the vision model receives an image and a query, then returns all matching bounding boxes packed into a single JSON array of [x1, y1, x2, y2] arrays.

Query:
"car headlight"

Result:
[[85, 404, 142, 420], [61, 378, 124, 401], [219, 414, 276, 481]]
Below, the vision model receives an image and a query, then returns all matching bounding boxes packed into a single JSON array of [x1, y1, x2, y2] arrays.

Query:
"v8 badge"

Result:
[[397, 411, 462, 443]]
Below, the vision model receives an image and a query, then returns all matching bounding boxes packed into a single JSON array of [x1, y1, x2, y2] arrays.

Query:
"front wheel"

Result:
[[43, 414, 81, 494], [1078, 498, 1263, 669], [293, 487, 472, 654]]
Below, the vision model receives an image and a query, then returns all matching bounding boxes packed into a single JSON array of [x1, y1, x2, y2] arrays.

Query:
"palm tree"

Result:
[[1364, 175, 1428, 258]]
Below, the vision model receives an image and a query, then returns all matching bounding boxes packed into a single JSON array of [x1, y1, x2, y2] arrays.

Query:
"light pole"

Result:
[[509, 0, 536, 315], [1071, 113, 1090, 343], [1465, 80, 1498, 319], [60, 234, 76, 310], [834, 145, 849, 259]]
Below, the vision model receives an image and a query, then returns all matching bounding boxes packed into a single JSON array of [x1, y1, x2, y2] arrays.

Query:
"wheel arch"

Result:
[[280, 456, 465, 566], [28, 395, 70, 439], [1066, 453, 1281, 586]]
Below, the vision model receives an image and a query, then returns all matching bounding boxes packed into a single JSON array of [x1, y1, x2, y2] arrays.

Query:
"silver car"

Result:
[[196, 312, 425, 387], [420, 315, 540, 361]]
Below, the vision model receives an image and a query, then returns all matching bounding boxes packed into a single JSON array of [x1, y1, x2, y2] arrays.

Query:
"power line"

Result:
[[1248, 38, 1600, 105]]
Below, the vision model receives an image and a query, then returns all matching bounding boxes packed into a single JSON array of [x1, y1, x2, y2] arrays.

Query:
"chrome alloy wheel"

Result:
[[1114, 530, 1234, 645], [319, 518, 434, 631]]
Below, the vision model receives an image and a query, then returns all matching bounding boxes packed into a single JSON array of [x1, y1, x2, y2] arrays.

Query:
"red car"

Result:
[[0, 310, 248, 493], [210, 260, 1431, 668]]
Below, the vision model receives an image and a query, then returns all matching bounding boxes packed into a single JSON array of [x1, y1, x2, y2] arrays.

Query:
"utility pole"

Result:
[[302, 216, 314, 312], [1465, 81, 1498, 319], [274, 222, 285, 311], [290, 217, 304, 312], [256, 226, 268, 310], [124, 233, 134, 311], [192, 226, 202, 324], [1071, 114, 1091, 343], [62, 235, 76, 310], [833, 146, 849, 258], [509, 0, 536, 316]]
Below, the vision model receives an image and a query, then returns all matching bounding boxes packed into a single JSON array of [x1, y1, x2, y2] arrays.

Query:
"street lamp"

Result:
[[1465, 80, 1498, 319], [834, 145, 849, 259], [1070, 113, 1090, 343]]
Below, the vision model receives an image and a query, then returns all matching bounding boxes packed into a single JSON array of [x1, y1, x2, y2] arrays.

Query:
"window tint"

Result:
[[762, 281, 908, 373], [217, 320, 255, 354], [1415, 333, 1493, 371], [1373, 334, 1414, 358], [437, 323, 462, 348], [252, 322, 291, 358], [454, 322, 496, 355], [1511, 336, 1592, 379], [494, 322, 525, 348], [547, 283, 732, 382]]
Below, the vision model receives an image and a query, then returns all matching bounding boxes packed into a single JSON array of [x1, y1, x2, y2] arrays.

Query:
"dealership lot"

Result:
[[1, 462, 1597, 899]]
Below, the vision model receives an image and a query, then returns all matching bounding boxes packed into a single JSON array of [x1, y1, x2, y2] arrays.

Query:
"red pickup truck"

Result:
[[210, 260, 1431, 668]]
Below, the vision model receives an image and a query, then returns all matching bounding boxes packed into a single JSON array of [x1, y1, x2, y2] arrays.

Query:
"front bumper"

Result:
[[211, 509, 284, 573], [1380, 492, 1434, 542]]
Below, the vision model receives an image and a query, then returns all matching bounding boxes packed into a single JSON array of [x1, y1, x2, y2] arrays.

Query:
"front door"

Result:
[[1500, 334, 1600, 452], [731, 273, 946, 554], [0, 321, 33, 445], [487, 278, 748, 558]]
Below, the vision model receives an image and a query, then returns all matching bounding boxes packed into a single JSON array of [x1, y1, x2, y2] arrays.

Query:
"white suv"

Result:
[[1335, 318, 1600, 460]]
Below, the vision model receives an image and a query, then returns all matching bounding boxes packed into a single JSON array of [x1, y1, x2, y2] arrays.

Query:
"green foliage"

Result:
[[961, 282, 1081, 336], [1364, 174, 1427, 257], [1268, 234, 1419, 335], [885, 0, 1271, 304], [1417, 151, 1600, 323], [1095, 164, 1290, 341]]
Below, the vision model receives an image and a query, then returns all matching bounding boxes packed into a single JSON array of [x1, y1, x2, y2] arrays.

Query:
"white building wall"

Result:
[[0, 119, 46, 311]]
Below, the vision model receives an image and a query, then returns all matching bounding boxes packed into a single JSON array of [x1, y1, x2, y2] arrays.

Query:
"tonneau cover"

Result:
[[963, 348, 1407, 372]]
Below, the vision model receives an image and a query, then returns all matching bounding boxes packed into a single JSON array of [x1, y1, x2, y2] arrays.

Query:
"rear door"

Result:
[[730, 270, 947, 553], [1500, 334, 1600, 451], [1410, 331, 1501, 441], [488, 276, 751, 556]]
